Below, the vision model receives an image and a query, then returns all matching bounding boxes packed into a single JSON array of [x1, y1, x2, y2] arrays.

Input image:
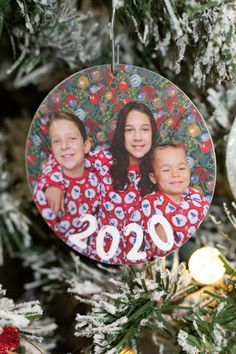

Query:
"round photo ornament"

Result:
[[26, 64, 216, 265]]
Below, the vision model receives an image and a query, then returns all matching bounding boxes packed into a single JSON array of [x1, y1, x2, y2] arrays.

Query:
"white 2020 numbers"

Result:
[[68, 214, 174, 261]]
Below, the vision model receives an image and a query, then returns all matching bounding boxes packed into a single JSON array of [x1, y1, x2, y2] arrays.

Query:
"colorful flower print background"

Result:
[[26, 64, 216, 201]]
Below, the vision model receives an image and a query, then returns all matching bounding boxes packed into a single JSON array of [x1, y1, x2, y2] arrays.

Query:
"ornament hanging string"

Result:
[[110, 0, 123, 74]]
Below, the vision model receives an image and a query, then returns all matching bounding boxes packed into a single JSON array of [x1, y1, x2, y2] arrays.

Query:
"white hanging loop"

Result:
[[110, 4, 120, 75]]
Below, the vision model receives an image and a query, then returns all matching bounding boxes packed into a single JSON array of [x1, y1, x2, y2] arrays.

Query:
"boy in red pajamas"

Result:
[[34, 111, 100, 257]]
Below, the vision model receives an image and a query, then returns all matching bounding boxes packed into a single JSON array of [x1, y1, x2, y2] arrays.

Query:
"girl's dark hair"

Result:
[[48, 111, 87, 142], [110, 101, 157, 196]]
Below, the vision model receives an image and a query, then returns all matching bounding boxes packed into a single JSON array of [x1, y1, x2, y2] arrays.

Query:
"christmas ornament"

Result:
[[188, 247, 225, 284], [0, 326, 20, 354], [226, 117, 236, 200], [25, 3, 216, 266]]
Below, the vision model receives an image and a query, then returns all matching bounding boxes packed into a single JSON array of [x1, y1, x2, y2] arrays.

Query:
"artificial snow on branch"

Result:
[[119, 0, 236, 86], [0, 133, 31, 265], [2, 0, 109, 87], [22, 249, 120, 304], [0, 284, 57, 353], [74, 256, 198, 353]]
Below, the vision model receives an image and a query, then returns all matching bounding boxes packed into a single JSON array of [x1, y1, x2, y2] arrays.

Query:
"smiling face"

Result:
[[150, 146, 190, 203], [49, 119, 91, 178], [124, 110, 153, 165]]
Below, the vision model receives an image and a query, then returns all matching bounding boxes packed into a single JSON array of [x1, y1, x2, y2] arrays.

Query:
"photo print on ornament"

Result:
[[26, 64, 216, 265]]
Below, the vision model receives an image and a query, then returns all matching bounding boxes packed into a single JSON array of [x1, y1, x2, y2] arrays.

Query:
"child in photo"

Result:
[[42, 101, 157, 264], [138, 143, 209, 258], [34, 111, 100, 256]]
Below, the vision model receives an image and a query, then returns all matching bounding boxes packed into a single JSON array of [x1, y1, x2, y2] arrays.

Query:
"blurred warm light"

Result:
[[188, 247, 225, 284], [119, 347, 135, 354]]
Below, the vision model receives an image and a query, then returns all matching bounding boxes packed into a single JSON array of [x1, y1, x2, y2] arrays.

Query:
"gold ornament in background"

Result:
[[78, 76, 89, 89], [119, 347, 135, 354], [188, 123, 201, 137], [166, 117, 174, 126], [105, 91, 113, 100]]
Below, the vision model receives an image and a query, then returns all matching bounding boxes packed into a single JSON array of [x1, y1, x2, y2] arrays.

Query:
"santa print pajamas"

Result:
[[34, 165, 100, 258], [133, 187, 209, 259], [36, 151, 209, 263], [38, 150, 144, 264], [87, 149, 146, 263]]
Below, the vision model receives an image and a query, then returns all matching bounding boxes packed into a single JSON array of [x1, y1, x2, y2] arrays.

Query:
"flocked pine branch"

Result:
[[0, 284, 57, 353], [23, 248, 119, 301], [207, 84, 236, 130], [74, 254, 199, 354], [1, 0, 109, 87], [223, 201, 236, 230], [117, 0, 236, 87], [0, 133, 31, 265], [73, 245, 236, 354], [204, 203, 236, 261], [2, 1, 236, 87], [177, 261, 236, 354]]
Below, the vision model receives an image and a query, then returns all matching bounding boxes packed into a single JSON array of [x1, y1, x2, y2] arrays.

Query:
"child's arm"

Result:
[[86, 149, 113, 176], [33, 184, 59, 233], [144, 189, 209, 258], [150, 223, 170, 257], [40, 154, 65, 213], [155, 189, 209, 243], [45, 187, 64, 213], [34, 185, 77, 241], [40, 149, 112, 213], [183, 188, 209, 220], [154, 223, 168, 243]]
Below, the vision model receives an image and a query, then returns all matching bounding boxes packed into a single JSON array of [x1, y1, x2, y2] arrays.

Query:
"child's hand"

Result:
[[151, 224, 170, 257], [45, 187, 64, 213], [155, 224, 168, 243]]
